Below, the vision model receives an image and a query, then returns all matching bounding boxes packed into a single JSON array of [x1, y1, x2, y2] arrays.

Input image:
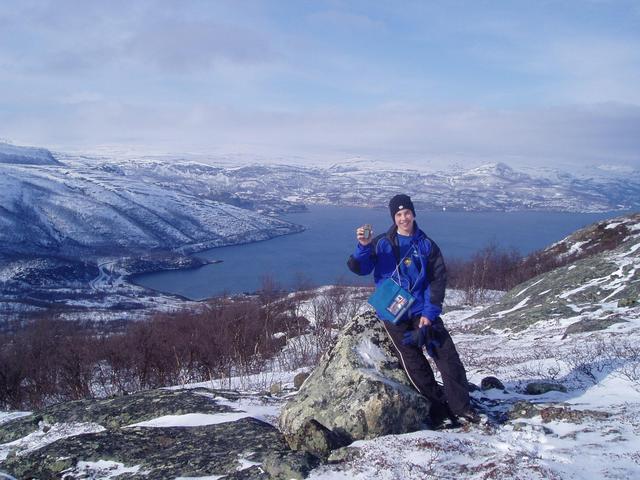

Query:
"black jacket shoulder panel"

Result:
[[424, 235, 447, 306]]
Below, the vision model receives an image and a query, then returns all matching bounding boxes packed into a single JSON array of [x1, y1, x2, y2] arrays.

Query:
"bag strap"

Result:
[[391, 244, 414, 285]]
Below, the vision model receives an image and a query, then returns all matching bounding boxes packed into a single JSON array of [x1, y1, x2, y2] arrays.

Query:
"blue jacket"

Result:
[[347, 222, 447, 321]]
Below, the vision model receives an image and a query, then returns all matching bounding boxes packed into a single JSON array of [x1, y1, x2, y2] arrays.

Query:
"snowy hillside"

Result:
[[1, 215, 639, 478], [472, 213, 640, 332], [0, 142, 59, 166], [0, 158, 302, 257]]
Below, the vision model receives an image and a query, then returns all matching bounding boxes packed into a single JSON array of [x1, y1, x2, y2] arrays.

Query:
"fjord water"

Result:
[[132, 205, 624, 300]]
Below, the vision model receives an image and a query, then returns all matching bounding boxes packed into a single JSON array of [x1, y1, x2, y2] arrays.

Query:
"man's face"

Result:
[[394, 208, 415, 235]]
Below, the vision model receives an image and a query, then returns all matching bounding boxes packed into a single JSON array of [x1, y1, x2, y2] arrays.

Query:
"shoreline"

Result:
[[127, 225, 309, 301]]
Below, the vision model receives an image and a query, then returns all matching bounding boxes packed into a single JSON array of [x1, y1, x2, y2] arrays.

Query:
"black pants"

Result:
[[382, 316, 471, 416]]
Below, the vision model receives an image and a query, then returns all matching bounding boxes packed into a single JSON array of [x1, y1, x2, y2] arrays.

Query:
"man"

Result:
[[347, 194, 479, 426]]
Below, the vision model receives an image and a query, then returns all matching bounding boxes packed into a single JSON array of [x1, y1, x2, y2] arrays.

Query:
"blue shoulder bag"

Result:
[[367, 245, 416, 324], [367, 277, 415, 324]]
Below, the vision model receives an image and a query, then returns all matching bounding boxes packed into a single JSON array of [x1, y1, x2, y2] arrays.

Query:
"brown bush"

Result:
[[448, 243, 523, 304], [0, 317, 98, 408], [447, 234, 612, 304], [0, 290, 303, 409]]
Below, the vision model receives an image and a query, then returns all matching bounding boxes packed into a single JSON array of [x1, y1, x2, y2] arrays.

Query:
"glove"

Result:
[[402, 324, 443, 359], [402, 325, 429, 348], [424, 320, 445, 359]]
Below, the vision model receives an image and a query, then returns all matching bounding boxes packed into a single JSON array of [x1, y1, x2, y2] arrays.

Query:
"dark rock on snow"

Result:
[[284, 419, 348, 459], [262, 451, 320, 480], [539, 406, 611, 424], [618, 296, 638, 308], [525, 382, 568, 395], [562, 317, 628, 338], [480, 376, 506, 391], [507, 400, 612, 425], [508, 400, 541, 420]]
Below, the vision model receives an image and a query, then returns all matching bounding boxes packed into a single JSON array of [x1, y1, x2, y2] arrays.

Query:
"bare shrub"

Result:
[[305, 286, 363, 361], [273, 284, 366, 371], [446, 232, 620, 304], [1, 291, 298, 408], [0, 283, 383, 409], [0, 333, 27, 409], [0, 317, 97, 409], [448, 243, 522, 304], [610, 338, 640, 389], [512, 359, 563, 382], [560, 338, 614, 384]]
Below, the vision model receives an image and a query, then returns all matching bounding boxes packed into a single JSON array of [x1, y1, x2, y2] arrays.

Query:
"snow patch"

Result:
[[0, 422, 105, 461], [514, 279, 544, 297], [126, 412, 253, 428], [67, 460, 148, 479], [236, 454, 262, 471], [175, 476, 225, 480], [0, 411, 31, 426], [356, 338, 388, 368], [494, 296, 530, 317]]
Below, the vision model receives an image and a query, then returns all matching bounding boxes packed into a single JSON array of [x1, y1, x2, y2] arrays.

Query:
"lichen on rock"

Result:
[[0, 388, 312, 479], [279, 311, 432, 450]]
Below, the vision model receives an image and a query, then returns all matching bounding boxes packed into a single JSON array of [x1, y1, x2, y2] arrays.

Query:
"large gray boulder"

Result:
[[279, 311, 431, 450]]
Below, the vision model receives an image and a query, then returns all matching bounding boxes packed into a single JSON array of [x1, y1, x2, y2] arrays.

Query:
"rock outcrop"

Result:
[[279, 311, 432, 453], [0, 388, 317, 479]]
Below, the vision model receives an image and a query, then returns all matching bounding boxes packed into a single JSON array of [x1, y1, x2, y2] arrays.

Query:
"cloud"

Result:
[[0, 0, 638, 170], [58, 91, 106, 105], [530, 36, 640, 104], [308, 9, 386, 31], [3, 99, 638, 169], [123, 20, 276, 73], [0, 1, 276, 76]]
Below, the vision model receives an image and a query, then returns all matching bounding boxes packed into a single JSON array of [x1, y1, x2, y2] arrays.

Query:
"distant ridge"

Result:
[[0, 142, 60, 166]]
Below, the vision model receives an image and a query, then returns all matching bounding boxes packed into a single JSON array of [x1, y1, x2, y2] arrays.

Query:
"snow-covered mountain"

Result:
[[0, 154, 302, 258], [0, 147, 306, 321], [61, 153, 640, 213], [0, 142, 60, 166]]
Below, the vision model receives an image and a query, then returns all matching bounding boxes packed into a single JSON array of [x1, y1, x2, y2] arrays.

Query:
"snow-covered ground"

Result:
[[1, 269, 639, 479], [166, 291, 640, 479], [305, 305, 640, 479]]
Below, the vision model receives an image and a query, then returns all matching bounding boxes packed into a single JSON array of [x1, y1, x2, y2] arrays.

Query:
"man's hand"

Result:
[[356, 225, 373, 246], [419, 316, 432, 328]]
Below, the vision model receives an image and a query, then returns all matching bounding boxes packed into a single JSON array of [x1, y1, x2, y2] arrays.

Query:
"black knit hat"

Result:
[[388, 194, 416, 219]]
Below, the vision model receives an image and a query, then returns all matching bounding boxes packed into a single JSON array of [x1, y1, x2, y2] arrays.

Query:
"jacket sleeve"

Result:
[[347, 242, 376, 276], [422, 241, 447, 320]]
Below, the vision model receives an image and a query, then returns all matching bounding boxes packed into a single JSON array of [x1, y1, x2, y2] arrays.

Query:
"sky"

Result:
[[1, 0, 639, 169]]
